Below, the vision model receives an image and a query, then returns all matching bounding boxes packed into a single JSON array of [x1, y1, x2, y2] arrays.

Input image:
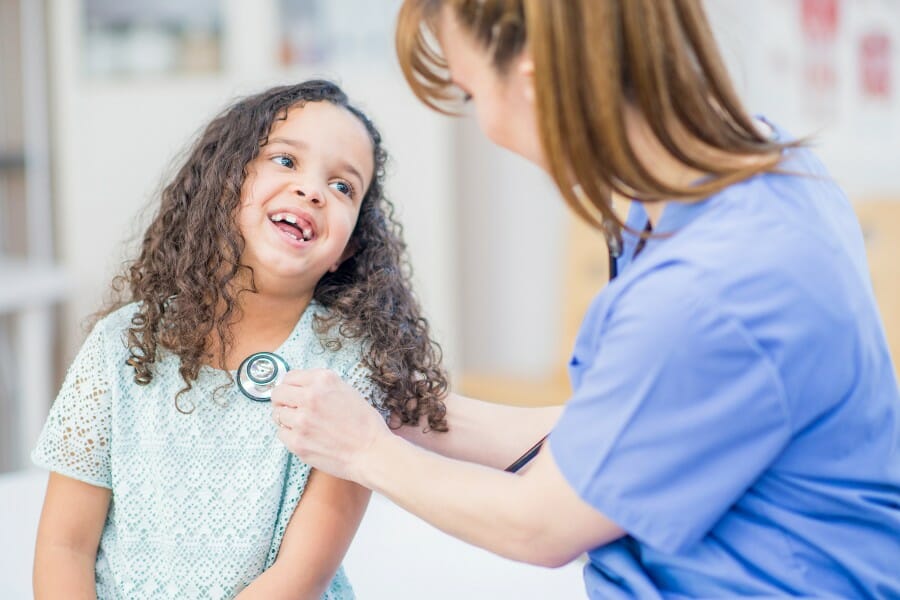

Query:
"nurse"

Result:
[[272, 1, 900, 597]]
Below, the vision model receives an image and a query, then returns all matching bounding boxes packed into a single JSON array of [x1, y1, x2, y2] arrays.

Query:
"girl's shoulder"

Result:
[[287, 301, 369, 368], [100, 301, 143, 326], [85, 302, 177, 371], [303, 301, 387, 411], [89, 302, 143, 345]]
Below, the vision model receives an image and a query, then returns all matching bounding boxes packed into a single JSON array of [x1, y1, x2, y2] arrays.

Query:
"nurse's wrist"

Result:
[[354, 427, 408, 491]]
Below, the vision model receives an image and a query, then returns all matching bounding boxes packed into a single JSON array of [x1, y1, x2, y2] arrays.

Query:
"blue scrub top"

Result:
[[549, 124, 900, 599]]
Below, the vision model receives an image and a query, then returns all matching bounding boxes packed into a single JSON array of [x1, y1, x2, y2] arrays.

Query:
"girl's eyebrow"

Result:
[[267, 136, 366, 191]]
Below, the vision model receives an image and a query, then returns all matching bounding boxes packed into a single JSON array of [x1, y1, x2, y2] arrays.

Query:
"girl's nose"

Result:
[[295, 185, 324, 207]]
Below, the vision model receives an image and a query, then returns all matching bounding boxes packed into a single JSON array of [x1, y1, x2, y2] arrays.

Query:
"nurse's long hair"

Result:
[[396, 0, 801, 232], [102, 80, 448, 430]]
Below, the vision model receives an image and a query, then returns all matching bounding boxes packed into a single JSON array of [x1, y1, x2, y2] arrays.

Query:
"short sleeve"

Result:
[[32, 321, 114, 488], [344, 361, 389, 421], [549, 265, 791, 553]]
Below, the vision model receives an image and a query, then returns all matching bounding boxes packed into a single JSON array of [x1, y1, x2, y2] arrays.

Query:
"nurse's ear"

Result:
[[517, 52, 536, 104]]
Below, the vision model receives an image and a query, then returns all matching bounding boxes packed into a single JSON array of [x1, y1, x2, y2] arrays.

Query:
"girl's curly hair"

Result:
[[103, 80, 448, 431]]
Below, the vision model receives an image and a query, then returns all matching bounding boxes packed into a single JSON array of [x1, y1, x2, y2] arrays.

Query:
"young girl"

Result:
[[31, 79, 448, 599]]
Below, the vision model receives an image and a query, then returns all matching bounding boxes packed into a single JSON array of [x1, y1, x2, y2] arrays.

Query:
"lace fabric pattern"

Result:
[[32, 302, 384, 599]]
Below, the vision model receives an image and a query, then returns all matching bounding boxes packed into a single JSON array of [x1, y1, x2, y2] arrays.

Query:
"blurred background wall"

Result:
[[1, 0, 899, 473]]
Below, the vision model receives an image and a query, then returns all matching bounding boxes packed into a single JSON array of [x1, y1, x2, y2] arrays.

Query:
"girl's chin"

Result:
[[245, 282, 317, 302]]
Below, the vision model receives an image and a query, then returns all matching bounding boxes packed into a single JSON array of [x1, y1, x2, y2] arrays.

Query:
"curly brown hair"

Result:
[[103, 80, 448, 431]]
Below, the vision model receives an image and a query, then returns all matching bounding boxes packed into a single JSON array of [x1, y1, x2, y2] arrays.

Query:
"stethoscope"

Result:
[[503, 223, 622, 473], [236, 352, 291, 402], [235, 229, 623, 473], [234, 350, 545, 471]]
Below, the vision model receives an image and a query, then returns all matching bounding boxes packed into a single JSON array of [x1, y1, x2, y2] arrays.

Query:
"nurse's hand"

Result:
[[271, 368, 389, 483]]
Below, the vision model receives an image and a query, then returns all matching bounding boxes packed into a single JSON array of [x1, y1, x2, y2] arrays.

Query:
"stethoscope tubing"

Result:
[[503, 235, 620, 473]]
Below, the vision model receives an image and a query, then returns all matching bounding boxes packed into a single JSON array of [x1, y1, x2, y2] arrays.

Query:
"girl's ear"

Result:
[[329, 240, 359, 272]]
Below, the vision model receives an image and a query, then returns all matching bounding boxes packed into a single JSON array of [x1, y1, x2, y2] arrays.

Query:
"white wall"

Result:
[[706, 0, 900, 199], [453, 118, 566, 378], [48, 0, 459, 372]]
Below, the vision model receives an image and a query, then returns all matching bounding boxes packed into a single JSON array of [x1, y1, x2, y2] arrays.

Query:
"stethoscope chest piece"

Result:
[[236, 352, 290, 402]]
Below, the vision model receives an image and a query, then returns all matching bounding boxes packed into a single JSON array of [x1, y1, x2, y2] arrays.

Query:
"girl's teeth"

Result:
[[270, 213, 312, 242]]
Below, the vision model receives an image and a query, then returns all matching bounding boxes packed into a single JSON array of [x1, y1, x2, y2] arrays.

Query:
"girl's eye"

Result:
[[272, 155, 294, 168], [461, 92, 473, 103], [330, 180, 353, 197]]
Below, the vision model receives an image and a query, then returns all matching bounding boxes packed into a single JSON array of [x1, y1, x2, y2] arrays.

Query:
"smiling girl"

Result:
[[31, 80, 447, 599]]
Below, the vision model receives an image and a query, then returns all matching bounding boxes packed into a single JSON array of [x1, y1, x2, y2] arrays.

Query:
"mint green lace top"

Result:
[[32, 302, 385, 599]]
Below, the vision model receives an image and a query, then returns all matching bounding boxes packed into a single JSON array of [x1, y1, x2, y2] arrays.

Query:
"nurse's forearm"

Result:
[[396, 392, 562, 469], [358, 434, 576, 566]]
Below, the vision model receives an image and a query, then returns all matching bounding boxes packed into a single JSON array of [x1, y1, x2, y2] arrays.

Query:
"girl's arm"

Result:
[[394, 392, 563, 470], [236, 469, 370, 600], [33, 472, 111, 599]]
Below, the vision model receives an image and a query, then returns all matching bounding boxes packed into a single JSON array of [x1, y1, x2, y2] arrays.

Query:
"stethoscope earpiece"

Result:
[[236, 351, 290, 402]]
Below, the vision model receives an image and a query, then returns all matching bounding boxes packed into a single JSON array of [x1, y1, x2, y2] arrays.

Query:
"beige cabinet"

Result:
[[856, 200, 900, 373]]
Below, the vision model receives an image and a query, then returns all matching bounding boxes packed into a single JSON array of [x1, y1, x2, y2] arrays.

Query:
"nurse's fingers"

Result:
[[274, 403, 322, 440], [272, 405, 292, 430], [271, 377, 310, 408], [281, 367, 339, 387], [273, 403, 315, 431], [273, 368, 345, 409]]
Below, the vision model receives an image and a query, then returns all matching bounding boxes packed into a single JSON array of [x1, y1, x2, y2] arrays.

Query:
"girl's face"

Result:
[[436, 5, 545, 169], [237, 101, 374, 296]]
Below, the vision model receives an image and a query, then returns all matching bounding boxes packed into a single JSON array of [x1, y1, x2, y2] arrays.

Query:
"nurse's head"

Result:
[[396, 0, 793, 229]]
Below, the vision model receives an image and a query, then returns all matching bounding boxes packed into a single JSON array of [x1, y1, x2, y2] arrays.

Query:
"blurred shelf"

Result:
[[0, 151, 25, 170], [0, 258, 69, 313]]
